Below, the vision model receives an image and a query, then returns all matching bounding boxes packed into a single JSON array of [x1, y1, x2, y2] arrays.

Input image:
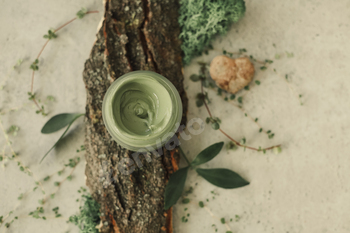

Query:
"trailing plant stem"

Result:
[[29, 11, 98, 114], [200, 81, 280, 152]]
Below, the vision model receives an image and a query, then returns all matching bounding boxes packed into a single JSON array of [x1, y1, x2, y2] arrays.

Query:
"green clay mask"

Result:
[[102, 71, 182, 151], [114, 78, 172, 136]]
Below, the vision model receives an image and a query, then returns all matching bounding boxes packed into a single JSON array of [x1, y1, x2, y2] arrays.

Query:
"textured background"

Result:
[[1, 0, 350, 232]]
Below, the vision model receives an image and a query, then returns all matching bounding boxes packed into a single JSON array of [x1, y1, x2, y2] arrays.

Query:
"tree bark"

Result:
[[82, 0, 187, 232]]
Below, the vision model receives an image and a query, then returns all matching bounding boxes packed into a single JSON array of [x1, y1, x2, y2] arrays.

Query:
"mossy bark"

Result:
[[82, 0, 187, 232]]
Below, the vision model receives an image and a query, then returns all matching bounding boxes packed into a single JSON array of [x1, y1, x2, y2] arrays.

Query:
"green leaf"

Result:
[[217, 88, 222, 96], [191, 142, 224, 166], [273, 146, 282, 154], [77, 7, 88, 19], [41, 113, 84, 134], [164, 166, 189, 210], [196, 168, 249, 189], [211, 122, 220, 130], [226, 141, 238, 151], [30, 60, 39, 71], [190, 74, 200, 82], [205, 117, 211, 124], [202, 79, 209, 87], [182, 198, 190, 204], [40, 114, 84, 163], [199, 201, 204, 208], [196, 99, 203, 107]]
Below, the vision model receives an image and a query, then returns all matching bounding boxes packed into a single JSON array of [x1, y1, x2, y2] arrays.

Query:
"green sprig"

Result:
[[30, 59, 39, 71], [206, 117, 221, 130], [164, 143, 249, 210], [43, 30, 57, 40], [7, 125, 19, 136], [77, 8, 88, 19]]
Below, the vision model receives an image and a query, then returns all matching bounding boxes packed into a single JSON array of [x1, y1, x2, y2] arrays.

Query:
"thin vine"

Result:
[[194, 61, 281, 153], [0, 8, 98, 231], [28, 8, 99, 116]]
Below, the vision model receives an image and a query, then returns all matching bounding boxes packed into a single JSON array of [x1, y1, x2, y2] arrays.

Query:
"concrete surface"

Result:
[[1, 0, 350, 233]]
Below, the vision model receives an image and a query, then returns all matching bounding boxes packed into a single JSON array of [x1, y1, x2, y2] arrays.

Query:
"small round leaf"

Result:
[[211, 122, 220, 130], [190, 74, 200, 82], [196, 99, 204, 107]]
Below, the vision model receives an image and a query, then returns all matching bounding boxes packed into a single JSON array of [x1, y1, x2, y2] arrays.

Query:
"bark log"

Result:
[[82, 0, 187, 232]]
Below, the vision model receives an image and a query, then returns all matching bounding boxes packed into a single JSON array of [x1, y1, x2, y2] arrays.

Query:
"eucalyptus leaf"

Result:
[[191, 142, 224, 167], [40, 113, 84, 163], [196, 168, 249, 189], [164, 166, 189, 210], [41, 113, 84, 134]]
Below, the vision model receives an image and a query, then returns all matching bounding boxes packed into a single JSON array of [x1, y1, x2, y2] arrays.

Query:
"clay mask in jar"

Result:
[[102, 71, 182, 151]]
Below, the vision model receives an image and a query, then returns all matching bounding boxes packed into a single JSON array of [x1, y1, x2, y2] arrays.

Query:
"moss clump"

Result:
[[68, 193, 100, 233], [179, 0, 246, 65]]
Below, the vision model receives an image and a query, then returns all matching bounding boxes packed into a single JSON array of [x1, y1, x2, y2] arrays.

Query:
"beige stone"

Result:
[[209, 55, 255, 94]]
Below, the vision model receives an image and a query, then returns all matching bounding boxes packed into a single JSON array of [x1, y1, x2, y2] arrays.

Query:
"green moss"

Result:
[[68, 193, 100, 233], [179, 0, 246, 65]]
